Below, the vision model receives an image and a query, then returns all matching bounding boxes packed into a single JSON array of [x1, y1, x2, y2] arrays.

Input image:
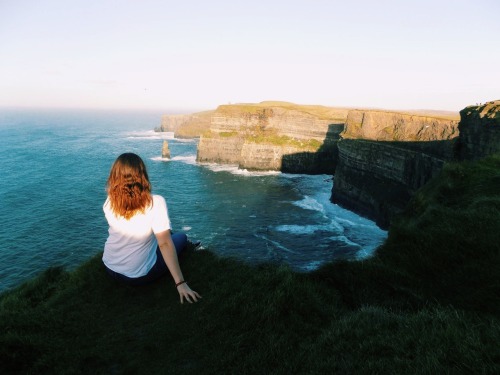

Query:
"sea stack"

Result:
[[162, 140, 171, 159]]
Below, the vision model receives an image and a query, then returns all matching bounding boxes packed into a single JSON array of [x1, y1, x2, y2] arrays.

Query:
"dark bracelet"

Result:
[[176, 280, 187, 287]]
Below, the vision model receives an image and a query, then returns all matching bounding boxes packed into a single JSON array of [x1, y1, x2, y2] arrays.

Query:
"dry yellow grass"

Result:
[[214, 101, 460, 122]]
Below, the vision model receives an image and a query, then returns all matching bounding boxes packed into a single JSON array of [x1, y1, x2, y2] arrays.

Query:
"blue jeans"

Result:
[[104, 232, 188, 286]]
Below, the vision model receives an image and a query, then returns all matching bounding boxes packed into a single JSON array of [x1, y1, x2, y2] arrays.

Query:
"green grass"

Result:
[[1, 155, 500, 374], [218, 131, 239, 138], [174, 110, 214, 138], [216, 101, 350, 122], [201, 128, 323, 151], [246, 131, 323, 150]]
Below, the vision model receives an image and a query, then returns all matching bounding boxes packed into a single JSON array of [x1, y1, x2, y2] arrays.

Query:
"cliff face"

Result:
[[159, 114, 193, 132], [456, 101, 500, 160], [158, 111, 213, 138], [197, 102, 347, 173], [196, 137, 245, 165], [332, 110, 459, 228]]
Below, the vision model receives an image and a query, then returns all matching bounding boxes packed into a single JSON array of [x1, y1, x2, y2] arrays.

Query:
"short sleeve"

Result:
[[151, 195, 172, 234]]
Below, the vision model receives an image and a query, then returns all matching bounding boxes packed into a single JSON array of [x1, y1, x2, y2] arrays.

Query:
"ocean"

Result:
[[0, 108, 387, 292]]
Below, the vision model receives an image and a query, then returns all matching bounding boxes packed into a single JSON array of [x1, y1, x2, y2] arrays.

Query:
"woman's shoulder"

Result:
[[103, 197, 111, 210], [151, 194, 167, 207], [152, 194, 165, 201]]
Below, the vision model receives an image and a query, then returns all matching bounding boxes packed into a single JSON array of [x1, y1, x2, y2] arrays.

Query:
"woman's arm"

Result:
[[155, 230, 201, 304]]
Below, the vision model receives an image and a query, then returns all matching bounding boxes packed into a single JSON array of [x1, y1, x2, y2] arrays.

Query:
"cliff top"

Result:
[[162, 109, 215, 118], [348, 108, 460, 121], [461, 100, 500, 121], [214, 101, 461, 122], [215, 101, 350, 122], [164, 102, 460, 123]]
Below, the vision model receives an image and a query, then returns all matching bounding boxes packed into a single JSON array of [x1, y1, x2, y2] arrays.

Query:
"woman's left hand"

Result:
[[177, 283, 202, 304]]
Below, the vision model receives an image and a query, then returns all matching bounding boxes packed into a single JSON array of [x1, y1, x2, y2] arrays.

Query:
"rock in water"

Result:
[[162, 140, 171, 159]]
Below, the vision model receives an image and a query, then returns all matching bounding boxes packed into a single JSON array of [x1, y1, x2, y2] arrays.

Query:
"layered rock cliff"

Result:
[[196, 102, 347, 173], [456, 101, 500, 160], [158, 114, 192, 132], [331, 110, 460, 228], [157, 110, 213, 138]]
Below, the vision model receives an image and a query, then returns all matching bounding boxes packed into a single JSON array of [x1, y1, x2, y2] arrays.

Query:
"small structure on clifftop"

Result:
[[162, 140, 171, 159]]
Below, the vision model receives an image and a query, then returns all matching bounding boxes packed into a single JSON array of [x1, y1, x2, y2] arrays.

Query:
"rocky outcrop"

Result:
[[331, 110, 460, 228], [196, 102, 347, 173], [161, 140, 170, 159], [157, 111, 213, 138], [456, 101, 500, 160]]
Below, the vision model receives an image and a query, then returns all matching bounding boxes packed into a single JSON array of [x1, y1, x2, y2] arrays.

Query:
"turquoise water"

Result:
[[0, 109, 387, 292]]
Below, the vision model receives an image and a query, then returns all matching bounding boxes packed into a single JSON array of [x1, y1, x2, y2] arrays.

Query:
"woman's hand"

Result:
[[177, 283, 202, 304], [155, 230, 202, 304]]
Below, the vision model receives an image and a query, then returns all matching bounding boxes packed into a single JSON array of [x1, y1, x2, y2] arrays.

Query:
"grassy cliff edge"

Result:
[[1, 155, 499, 374]]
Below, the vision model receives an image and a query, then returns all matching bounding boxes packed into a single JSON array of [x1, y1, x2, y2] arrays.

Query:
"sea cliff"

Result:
[[456, 100, 500, 160], [331, 110, 460, 228], [157, 110, 213, 138], [196, 102, 347, 173]]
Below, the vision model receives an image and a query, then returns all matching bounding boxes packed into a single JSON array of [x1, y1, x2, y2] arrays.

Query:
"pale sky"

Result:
[[0, 0, 498, 112]]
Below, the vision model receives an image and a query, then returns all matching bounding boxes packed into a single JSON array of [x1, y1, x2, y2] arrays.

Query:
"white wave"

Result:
[[125, 130, 175, 140], [274, 224, 328, 235], [273, 217, 344, 235], [355, 245, 379, 260], [173, 138, 197, 143], [182, 226, 192, 231], [329, 235, 362, 249], [171, 155, 197, 165], [328, 202, 388, 232], [199, 162, 280, 177], [150, 156, 170, 162], [300, 260, 324, 272], [293, 195, 325, 213], [333, 216, 357, 227], [254, 233, 295, 253]]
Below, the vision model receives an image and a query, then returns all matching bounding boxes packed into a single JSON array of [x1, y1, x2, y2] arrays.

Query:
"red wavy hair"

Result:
[[106, 153, 152, 219]]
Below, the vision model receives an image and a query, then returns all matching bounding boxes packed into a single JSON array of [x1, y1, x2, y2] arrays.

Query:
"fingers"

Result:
[[179, 290, 202, 304]]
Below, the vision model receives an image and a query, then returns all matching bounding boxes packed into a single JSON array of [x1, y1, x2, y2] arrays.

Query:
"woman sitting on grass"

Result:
[[102, 152, 201, 304]]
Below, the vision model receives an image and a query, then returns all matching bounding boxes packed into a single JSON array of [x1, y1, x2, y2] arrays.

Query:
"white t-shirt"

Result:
[[102, 194, 171, 278]]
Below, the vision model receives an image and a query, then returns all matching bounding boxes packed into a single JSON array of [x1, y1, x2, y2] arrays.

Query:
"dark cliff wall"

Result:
[[333, 139, 452, 228], [331, 110, 460, 229], [456, 101, 500, 160]]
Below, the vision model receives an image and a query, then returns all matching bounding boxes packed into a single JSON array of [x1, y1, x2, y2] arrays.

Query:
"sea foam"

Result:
[[293, 195, 325, 213], [125, 130, 175, 140], [171, 155, 197, 165], [199, 162, 281, 177]]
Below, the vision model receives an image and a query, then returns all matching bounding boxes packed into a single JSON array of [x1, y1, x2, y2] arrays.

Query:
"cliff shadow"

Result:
[[371, 138, 459, 160], [281, 123, 344, 174], [331, 137, 459, 229]]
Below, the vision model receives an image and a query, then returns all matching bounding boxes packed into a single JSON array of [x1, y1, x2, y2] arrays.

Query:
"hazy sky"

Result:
[[0, 0, 498, 112]]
